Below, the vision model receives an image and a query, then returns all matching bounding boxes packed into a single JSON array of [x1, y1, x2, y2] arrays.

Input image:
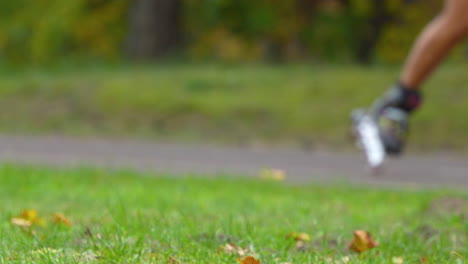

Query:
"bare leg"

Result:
[[400, 0, 468, 90], [364, 0, 468, 156]]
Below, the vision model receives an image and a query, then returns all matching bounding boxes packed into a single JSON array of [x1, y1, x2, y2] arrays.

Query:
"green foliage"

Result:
[[0, 0, 464, 64], [183, 0, 450, 63], [184, 0, 301, 61], [0, 0, 130, 65], [376, 0, 442, 63]]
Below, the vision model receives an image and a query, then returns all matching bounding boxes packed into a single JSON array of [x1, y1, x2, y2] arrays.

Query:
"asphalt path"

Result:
[[0, 135, 466, 188]]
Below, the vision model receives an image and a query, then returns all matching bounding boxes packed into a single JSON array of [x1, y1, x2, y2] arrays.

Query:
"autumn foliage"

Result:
[[348, 230, 379, 253], [0, 0, 445, 65]]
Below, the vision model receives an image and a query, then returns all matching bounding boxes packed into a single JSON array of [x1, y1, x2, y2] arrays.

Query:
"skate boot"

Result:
[[370, 84, 422, 155], [351, 83, 422, 170]]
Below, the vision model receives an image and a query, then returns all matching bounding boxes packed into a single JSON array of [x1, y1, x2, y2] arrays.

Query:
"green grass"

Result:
[[0, 165, 466, 263], [0, 63, 467, 151]]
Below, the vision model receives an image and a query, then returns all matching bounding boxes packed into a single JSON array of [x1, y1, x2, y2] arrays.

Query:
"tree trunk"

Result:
[[355, 0, 391, 64], [126, 0, 181, 60]]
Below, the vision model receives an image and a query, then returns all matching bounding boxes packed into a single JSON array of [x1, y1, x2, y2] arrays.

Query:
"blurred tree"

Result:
[[126, 0, 182, 59], [354, 0, 393, 64], [376, 0, 442, 63], [303, 0, 356, 62], [0, 0, 459, 65], [0, 0, 129, 65]]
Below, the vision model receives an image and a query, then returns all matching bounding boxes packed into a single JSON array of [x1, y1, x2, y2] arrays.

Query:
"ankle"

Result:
[[395, 81, 422, 113]]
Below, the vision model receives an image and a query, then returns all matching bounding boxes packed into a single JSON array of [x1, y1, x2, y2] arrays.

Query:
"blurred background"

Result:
[[0, 0, 467, 151]]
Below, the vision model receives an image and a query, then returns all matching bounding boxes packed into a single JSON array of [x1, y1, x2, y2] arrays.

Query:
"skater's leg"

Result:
[[353, 0, 468, 163], [367, 0, 468, 155], [374, 0, 468, 116], [400, 0, 468, 90]]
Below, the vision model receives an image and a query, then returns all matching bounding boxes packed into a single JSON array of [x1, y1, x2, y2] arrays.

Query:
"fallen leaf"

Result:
[[53, 213, 71, 226], [286, 232, 311, 241], [420, 256, 428, 263], [348, 230, 379, 253], [220, 243, 249, 256], [260, 169, 286, 181], [237, 256, 260, 264], [11, 209, 45, 228], [11, 218, 32, 227], [21, 209, 37, 220], [392, 256, 404, 264], [287, 232, 312, 251]]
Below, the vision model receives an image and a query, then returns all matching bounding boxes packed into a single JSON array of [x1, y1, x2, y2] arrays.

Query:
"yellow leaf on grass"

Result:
[[21, 209, 45, 226], [260, 169, 286, 181], [348, 230, 379, 253], [11, 209, 45, 227], [286, 232, 311, 241], [53, 213, 71, 226], [237, 256, 260, 264], [21, 209, 37, 220]]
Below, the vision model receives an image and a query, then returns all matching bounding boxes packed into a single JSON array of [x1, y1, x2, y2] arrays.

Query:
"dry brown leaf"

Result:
[[348, 230, 379, 253], [237, 256, 260, 264], [53, 213, 72, 226], [259, 169, 286, 181], [419, 256, 428, 264]]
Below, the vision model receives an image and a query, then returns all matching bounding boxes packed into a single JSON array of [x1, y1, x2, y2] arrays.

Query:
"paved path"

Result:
[[0, 135, 466, 188]]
